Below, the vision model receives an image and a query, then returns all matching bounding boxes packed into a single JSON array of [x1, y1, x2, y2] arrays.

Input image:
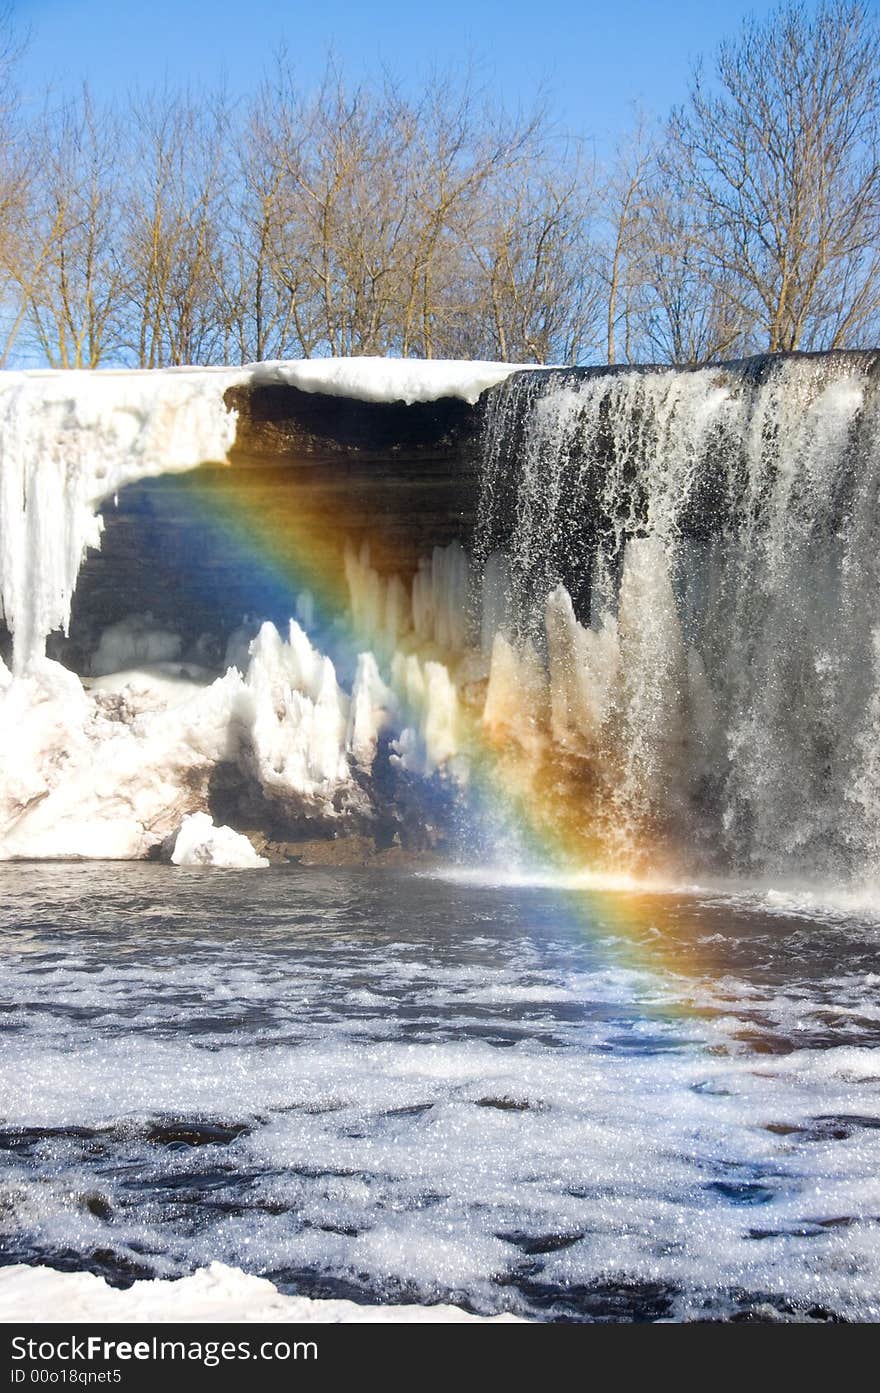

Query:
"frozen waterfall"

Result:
[[1, 352, 879, 892]]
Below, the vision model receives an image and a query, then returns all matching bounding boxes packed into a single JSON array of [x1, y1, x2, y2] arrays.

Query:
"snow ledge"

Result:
[[0, 1262, 524, 1324]]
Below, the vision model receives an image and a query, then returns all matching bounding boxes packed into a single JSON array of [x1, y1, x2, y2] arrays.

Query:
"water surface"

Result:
[[1, 863, 879, 1322]]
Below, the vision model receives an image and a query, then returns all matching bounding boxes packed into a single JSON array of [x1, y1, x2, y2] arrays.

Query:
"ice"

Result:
[[389, 651, 463, 777], [0, 1262, 520, 1323], [344, 540, 473, 659], [545, 583, 618, 750], [0, 370, 238, 672], [0, 359, 524, 675], [90, 614, 183, 677], [171, 813, 268, 869], [483, 632, 548, 762], [346, 653, 396, 768], [245, 620, 352, 809], [0, 621, 399, 860], [411, 542, 472, 653]]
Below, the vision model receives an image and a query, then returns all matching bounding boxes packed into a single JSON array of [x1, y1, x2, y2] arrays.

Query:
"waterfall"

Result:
[[474, 352, 880, 882], [2, 351, 879, 888]]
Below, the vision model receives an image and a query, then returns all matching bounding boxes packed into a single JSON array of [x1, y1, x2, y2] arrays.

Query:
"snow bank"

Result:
[[88, 664, 214, 711], [250, 357, 528, 406], [0, 659, 249, 860], [0, 1262, 521, 1323], [0, 620, 384, 860], [171, 812, 268, 869]]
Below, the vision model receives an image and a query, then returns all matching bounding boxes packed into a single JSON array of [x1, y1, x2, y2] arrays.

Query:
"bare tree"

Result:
[[2, 11, 878, 373], [226, 62, 308, 363], [227, 56, 592, 364], [600, 116, 656, 364], [671, 0, 880, 354], [16, 87, 125, 367], [122, 87, 232, 367], [395, 70, 536, 359], [462, 145, 601, 363], [631, 160, 752, 364], [0, 6, 43, 365]]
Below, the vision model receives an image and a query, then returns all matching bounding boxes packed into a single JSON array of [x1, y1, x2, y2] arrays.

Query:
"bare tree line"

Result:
[[0, 0, 877, 369]]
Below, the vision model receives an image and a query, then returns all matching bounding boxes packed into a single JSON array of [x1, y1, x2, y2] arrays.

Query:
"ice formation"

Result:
[[0, 359, 524, 861], [246, 621, 351, 798], [0, 1262, 521, 1323], [171, 813, 268, 869], [0, 371, 237, 672], [0, 359, 526, 674]]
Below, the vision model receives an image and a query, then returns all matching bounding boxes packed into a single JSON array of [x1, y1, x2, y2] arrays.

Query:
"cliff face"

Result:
[[225, 381, 483, 572], [63, 384, 485, 672]]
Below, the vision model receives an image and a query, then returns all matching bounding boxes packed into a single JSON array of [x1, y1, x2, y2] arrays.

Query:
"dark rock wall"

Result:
[[224, 382, 484, 572], [65, 384, 485, 670]]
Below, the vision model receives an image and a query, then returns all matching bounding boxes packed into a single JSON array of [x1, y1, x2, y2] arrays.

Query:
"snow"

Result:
[[0, 620, 384, 860], [171, 813, 268, 869], [0, 659, 250, 860], [0, 1262, 522, 1323], [249, 356, 527, 406], [89, 664, 214, 711]]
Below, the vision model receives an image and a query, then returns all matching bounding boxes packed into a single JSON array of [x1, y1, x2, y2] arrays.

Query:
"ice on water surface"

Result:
[[1, 863, 880, 1323], [170, 813, 268, 869]]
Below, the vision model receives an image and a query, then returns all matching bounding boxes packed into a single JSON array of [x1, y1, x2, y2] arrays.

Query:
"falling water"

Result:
[[475, 352, 880, 885]]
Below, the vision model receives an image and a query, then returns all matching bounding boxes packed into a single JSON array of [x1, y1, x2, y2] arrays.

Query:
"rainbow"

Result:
[[139, 457, 718, 1004]]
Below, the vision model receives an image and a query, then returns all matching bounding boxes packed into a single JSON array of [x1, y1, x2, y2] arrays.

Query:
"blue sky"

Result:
[[15, 0, 821, 153]]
